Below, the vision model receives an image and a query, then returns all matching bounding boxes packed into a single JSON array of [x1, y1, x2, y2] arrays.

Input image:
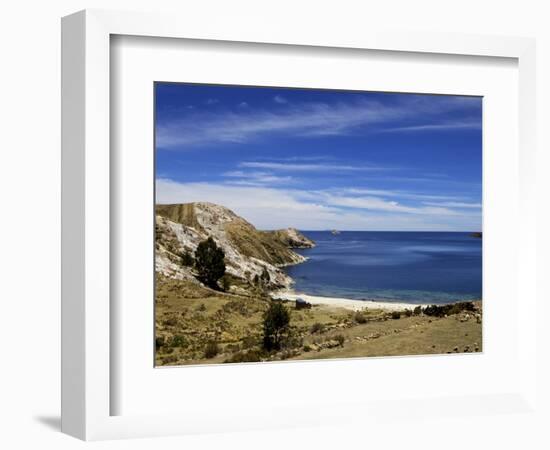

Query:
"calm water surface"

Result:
[[285, 231, 482, 304]]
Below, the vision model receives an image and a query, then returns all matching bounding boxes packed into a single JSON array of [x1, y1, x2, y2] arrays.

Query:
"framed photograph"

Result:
[[153, 83, 484, 367], [62, 9, 538, 441]]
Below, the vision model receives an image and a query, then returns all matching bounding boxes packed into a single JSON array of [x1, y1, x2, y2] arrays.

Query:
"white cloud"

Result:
[[268, 156, 331, 162], [273, 95, 288, 104], [222, 170, 294, 186], [239, 161, 388, 172], [380, 119, 481, 133], [156, 178, 481, 231], [318, 193, 460, 216], [156, 95, 481, 149], [342, 188, 469, 202], [422, 201, 482, 209]]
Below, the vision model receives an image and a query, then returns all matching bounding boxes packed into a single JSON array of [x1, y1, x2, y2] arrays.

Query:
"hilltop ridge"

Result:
[[155, 202, 315, 290]]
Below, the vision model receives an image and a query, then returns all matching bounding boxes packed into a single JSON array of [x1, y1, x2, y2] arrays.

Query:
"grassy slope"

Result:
[[224, 221, 302, 266], [156, 203, 202, 230], [295, 313, 482, 360], [155, 275, 268, 366], [155, 277, 482, 366]]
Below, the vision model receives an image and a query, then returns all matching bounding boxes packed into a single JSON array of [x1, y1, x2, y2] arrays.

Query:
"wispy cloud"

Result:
[[422, 201, 482, 209], [267, 156, 331, 162], [156, 95, 481, 149], [223, 170, 294, 186], [314, 193, 460, 216], [273, 95, 288, 104], [156, 178, 481, 231], [379, 119, 481, 133], [342, 188, 468, 202], [239, 161, 390, 172]]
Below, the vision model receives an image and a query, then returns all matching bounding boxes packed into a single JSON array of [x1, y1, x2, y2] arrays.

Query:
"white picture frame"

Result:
[[61, 9, 538, 441]]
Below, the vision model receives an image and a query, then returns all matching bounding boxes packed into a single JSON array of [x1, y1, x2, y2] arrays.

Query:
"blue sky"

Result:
[[155, 83, 482, 231]]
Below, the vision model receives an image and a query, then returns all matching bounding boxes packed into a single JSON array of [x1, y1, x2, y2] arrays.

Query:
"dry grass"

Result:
[[156, 203, 202, 231], [294, 313, 482, 360], [225, 221, 300, 266], [155, 276, 482, 366]]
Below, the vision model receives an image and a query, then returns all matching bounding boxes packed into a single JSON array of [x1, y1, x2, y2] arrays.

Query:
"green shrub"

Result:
[[170, 334, 188, 348], [241, 335, 259, 349], [303, 345, 312, 352], [391, 311, 401, 320], [162, 316, 178, 327], [282, 330, 303, 350], [335, 334, 345, 346], [280, 349, 298, 360], [446, 305, 462, 315], [253, 267, 272, 291], [170, 334, 187, 348], [295, 298, 312, 310], [225, 343, 240, 353], [263, 301, 291, 351], [161, 355, 178, 365], [423, 305, 445, 317], [204, 341, 220, 359], [403, 309, 413, 317], [354, 311, 367, 324], [413, 305, 422, 316], [224, 349, 263, 363], [261, 266, 270, 284], [423, 302, 475, 318], [155, 336, 165, 351], [447, 301, 476, 316], [221, 275, 231, 292], [180, 250, 194, 266], [310, 322, 325, 334], [194, 237, 226, 289]]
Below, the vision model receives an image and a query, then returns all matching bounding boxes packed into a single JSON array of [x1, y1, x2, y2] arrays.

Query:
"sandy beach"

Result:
[[271, 290, 427, 312]]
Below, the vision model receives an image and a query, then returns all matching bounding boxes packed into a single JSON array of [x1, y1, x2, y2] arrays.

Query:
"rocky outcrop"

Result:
[[155, 202, 315, 289], [267, 228, 315, 249]]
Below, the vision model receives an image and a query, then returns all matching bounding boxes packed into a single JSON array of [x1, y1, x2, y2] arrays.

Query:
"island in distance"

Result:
[[155, 202, 482, 366]]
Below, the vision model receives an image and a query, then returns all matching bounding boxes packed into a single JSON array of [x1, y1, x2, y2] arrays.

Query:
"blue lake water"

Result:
[[284, 231, 482, 304]]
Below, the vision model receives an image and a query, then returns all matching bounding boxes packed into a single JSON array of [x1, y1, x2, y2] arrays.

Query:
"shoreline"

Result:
[[270, 289, 430, 312], [273, 234, 480, 312]]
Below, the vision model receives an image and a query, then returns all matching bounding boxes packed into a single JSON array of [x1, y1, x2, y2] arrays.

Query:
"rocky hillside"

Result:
[[267, 228, 316, 249], [155, 202, 314, 289]]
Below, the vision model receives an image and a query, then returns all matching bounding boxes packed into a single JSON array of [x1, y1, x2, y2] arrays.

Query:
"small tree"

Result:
[[220, 274, 231, 292], [180, 250, 194, 266], [260, 266, 270, 285], [204, 341, 220, 359], [194, 237, 226, 289], [254, 266, 271, 291], [263, 302, 291, 351]]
